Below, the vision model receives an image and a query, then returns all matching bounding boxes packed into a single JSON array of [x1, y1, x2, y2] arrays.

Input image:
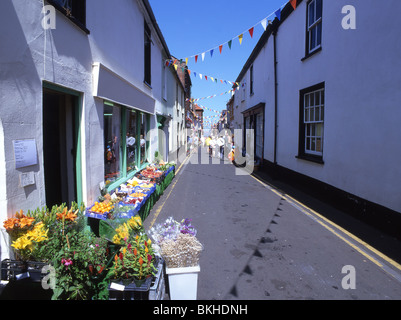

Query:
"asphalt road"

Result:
[[144, 147, 401, 300]]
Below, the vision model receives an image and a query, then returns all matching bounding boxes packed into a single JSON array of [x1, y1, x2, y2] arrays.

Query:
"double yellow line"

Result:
[[250, 174, 401, 280]]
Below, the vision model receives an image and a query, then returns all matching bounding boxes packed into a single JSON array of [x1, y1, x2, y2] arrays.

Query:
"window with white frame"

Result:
[[298, 83, 325, 162], [307, 0, 322, 54]]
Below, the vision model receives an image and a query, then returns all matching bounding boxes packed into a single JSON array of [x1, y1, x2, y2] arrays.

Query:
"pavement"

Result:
[[144, 146, 401, 300]]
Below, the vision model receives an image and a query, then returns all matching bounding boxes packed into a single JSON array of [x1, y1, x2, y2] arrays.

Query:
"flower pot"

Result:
[[165, 265, 200, 300]]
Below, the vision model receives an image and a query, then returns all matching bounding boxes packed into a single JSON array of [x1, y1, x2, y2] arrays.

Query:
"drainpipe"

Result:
[[273, 29, 278, 166]]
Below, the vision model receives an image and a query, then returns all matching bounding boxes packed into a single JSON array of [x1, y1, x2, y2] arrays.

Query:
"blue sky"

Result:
[[149, 0, 289, 128]]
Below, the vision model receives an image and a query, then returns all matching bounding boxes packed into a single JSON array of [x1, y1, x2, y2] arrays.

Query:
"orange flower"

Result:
[[139, 257, 144, 266], [19, 217, 34, 229], [15, 210, 24, 219], [56, 207, 68, 220], [56, 208, 77, 222], [3, 218, 19, 230]]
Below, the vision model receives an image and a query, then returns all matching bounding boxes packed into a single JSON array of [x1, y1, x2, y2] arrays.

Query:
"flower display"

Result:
[[112, 232, 157, 285], [150, 217, 203, 269]]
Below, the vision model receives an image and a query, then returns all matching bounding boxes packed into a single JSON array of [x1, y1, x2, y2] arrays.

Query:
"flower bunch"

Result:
[[112, 233, 156, 283], [150, 217, 202, 268], [4, 211, 49, 261], [149, 217, 197, 245], [112, 215, 143, 245]]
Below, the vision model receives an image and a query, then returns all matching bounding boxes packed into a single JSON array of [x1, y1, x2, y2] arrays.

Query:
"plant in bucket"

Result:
[[149, 217, 203, 300]]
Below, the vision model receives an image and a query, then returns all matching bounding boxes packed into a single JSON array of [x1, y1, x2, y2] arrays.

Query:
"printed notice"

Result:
[[13, 139, 38, 169]]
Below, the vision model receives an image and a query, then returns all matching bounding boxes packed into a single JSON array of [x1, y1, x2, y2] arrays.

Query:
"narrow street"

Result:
[[144, 147, 401, 300]]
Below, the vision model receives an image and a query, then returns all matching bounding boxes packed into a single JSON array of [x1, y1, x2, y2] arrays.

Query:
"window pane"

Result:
[[308, 1, 315, 27], [316, 138, 322, 152], [104, 104, 121, 183], [316, 22, 322, 46], [315, 91, 320, 105], [310, 27, 316, 51], [309, 91, 315, 106], [310, 107, 315, 122], [305, 94, 310, 107], [305, 108, 309, 122], [316, 123, 323, 136], [316, 0, 322, 20], [126, 109, 137, 174]]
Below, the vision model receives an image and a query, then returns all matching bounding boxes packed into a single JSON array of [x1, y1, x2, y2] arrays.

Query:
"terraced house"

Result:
[[0, 0, 186, 260], [230, 0, 401, 232]]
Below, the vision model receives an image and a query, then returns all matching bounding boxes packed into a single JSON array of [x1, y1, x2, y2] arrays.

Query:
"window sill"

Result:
[[301, 47, 322, 62], [296, 154, 324, 164], [46, 0, 90, 34]]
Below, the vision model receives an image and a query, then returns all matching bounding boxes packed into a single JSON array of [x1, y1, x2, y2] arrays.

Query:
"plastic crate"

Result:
[[1, 259, 49, 282], [85, 204, 109, 220], [108, 257, 165, 300]]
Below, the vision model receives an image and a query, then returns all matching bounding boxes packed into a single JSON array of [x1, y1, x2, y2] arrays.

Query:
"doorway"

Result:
[[42, 87, 80, 208]]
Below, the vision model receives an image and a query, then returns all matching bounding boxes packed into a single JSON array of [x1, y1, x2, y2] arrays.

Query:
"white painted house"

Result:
[[0, 0, 185, 260], [231, 0, 401, 220]]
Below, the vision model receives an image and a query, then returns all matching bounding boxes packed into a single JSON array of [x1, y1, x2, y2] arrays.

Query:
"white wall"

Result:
[[274, 0, 401, 212], [233, 0, 401, 213]]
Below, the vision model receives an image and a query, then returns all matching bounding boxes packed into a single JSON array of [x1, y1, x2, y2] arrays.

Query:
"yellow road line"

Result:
[[250, 174, 401, 275]]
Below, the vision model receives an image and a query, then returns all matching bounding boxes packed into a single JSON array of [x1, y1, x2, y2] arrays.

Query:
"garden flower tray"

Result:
[[1, 259, 49, 282], [108, 257, 166, 300]]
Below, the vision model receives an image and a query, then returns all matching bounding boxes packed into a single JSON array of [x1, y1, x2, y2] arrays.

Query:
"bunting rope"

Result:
[[167, 59, 239, 86], [187, 88, 236, 103], [178, 1, 295, 64]]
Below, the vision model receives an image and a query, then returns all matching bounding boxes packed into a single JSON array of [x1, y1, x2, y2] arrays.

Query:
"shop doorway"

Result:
[[43, 87, 80, 208]]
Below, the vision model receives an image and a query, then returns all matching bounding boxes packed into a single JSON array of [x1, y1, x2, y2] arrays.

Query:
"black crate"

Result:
[[1, 259, 49, 282], [108, 257, 165, 300]]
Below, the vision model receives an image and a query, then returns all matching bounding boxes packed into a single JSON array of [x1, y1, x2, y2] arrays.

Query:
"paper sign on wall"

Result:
[[13, 139, 38, 169]]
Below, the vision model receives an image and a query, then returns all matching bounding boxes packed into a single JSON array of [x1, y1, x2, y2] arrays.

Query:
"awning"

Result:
[[93, 62, 155, 114]]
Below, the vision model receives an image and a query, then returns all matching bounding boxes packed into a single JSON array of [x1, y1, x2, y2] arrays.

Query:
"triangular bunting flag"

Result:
[[219, 45, 223, 54], [228, 40, 232, 49], [185, 57, 188, 64], [195, 55, 198, 63], [205, 75, 208, 81], [261, 18, 267, 31], [290, 0, 297, 10], [238, 34, 243, 45], [193, 72, 197, 77], [201, 52, 205, 61], [275, 8, 281, 21], [174, 64, 177, 71], [248, 27, 254, 38], [187, 69, 191, 76]]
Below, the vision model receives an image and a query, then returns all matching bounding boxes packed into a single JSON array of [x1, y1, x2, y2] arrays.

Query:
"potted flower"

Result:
[[149, 217, 203, 300], [2, 210, 49, 283]]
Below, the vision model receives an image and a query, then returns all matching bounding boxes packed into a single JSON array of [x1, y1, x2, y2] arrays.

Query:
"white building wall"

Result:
[[0, 0, 182, 236], [274, 0, 401, 212], [233, 0, 401, 213]]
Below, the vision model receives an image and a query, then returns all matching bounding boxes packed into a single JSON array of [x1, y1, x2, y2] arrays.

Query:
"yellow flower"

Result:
[[12, 236, 32, 251]]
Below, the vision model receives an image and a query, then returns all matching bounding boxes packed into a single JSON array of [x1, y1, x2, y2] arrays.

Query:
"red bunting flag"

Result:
[[205, 75, 208, 81], [290, 0, 297, 10], [219, 45, 223, 54], [195, 55, 198, 63], [248, 27, 254, 38]]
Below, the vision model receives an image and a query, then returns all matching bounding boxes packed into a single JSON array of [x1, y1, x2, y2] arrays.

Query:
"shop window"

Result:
[[140, 113, 149, 165], [104, 104, 122, 184], [126, 109, 138, 174]]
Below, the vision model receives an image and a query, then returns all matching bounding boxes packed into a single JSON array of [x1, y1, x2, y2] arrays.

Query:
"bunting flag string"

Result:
[[179, 1, 292, 64], [167, 59, 239, 87], [187, 88, 237, 103]]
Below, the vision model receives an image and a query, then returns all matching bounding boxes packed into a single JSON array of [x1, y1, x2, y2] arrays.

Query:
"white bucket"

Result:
[[166, 265, 200, 300]]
